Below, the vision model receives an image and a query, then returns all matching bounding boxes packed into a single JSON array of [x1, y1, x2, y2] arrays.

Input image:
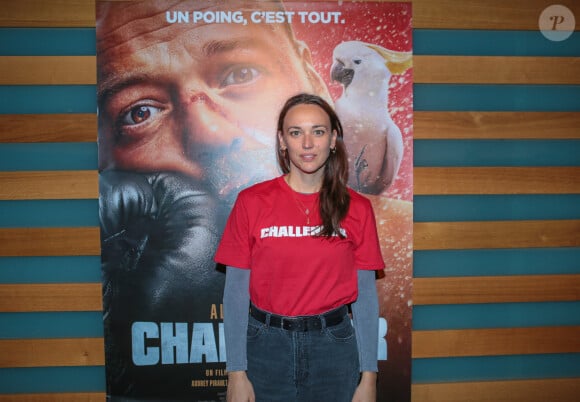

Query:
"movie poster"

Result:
[[96, 1, 412, 401]]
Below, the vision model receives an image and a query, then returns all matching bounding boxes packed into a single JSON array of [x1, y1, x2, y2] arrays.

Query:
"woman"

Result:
[[215, 93, 384, 402]]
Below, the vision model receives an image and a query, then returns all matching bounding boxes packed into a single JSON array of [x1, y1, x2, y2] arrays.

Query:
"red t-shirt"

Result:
[[215, 176, 384, 316]]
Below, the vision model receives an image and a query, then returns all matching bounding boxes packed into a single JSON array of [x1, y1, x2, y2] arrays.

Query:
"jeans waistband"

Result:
[[250, 304, 348, 332]]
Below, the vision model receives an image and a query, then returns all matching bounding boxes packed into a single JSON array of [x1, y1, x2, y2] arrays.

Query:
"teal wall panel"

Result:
[[412, 354, 580, 383], [413, 302, 580, 330], [0, 28, 96, 56], [414, 140, 580, 167], [0, 256, 101, 283], [0, 367, 105, 393], [414, 84, 580, 111], [2, 85, 580, 114], [414, 248, 580, 277], [2, 302, 580, 340], [0, 312, 104, 339], [0, 143, 98, 171], [0, 86, 97, 114], [2, 29, 579, 57], [414, 29, 580, 56], [1, 355, 580, 392], [0, 200, 99, 228], [414, 195, 580, 222], [2, 195, 580, 229], [2, 140, 579, 171]]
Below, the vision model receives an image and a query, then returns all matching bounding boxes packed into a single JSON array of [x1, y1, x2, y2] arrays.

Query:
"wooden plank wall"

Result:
[[1, 0, 579, 400]]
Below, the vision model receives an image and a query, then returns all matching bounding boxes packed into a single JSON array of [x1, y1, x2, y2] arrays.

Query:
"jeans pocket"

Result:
[[246, 316, 265, 341], [324, 316, 355, 342]]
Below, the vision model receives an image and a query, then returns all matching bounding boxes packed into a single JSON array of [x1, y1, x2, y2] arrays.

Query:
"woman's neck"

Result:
[[285, 172, 322, 194]]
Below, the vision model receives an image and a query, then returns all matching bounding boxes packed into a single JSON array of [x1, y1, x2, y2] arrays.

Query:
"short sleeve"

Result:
[[214, 193, 252, 269], [353, 198, 385, 270]]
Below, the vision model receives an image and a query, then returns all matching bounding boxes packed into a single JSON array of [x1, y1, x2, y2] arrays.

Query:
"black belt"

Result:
[[250, 304, 348, 332]]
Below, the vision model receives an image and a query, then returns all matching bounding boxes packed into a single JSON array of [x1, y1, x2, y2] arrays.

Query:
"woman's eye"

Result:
[[120, 105, 161, 125], [314, 129, 326, 136], [221, 66, 260, 87], [289, 130, 301, 137]]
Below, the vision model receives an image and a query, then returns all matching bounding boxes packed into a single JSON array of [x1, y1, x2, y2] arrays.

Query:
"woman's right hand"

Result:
[[227, 371, 255, 402]]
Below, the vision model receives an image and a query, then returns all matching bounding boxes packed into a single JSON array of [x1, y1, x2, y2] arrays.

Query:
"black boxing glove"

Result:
[[99, 170, 225, 397], [99, 170, 225, 311]]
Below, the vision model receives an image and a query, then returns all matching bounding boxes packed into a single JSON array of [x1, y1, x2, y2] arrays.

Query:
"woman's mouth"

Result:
[[300, 153, 316, 161]]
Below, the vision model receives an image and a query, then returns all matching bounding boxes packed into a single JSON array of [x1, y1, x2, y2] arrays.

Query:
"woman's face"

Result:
[[278, 103, 337, 182]]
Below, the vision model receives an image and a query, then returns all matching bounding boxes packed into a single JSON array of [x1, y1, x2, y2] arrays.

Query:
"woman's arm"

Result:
[[351, 269, 379, 372], [224, 266, 254, 402], [223, 266, 251, 371], [351, 269, 379, 402]]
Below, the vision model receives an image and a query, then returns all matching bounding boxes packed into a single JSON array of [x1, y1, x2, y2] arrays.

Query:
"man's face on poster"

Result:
[[97, 0, 328, 199]]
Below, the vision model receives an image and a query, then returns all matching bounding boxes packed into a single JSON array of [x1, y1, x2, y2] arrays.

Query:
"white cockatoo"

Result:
[[331, 41, 412, 194]]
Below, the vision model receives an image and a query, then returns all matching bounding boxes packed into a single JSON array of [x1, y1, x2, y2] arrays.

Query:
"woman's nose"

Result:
[[302, 133, 314, 149]]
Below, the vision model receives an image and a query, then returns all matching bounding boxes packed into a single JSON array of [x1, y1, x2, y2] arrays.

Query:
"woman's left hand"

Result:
[[352, 371, 377, 402]]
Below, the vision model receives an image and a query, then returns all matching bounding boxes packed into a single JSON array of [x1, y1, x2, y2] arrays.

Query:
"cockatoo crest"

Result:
[[366, 43, 413, 74]]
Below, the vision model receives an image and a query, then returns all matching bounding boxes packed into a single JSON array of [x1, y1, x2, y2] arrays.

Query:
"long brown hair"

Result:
[[276, 93, 350, 238]]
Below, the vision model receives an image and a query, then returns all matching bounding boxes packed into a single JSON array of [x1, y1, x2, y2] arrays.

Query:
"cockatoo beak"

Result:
[[331, 62, 355, 88]]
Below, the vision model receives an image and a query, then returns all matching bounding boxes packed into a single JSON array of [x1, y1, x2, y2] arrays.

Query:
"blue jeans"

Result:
[[246, 309, 360, 402]]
